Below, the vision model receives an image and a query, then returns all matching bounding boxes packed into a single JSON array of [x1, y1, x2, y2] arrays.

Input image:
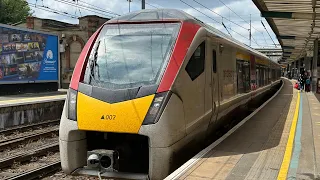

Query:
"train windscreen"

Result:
[[83, 23, 181, 90]]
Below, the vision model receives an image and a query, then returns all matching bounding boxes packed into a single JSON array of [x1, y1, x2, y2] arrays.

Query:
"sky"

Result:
[[26, 0, 280, 49]]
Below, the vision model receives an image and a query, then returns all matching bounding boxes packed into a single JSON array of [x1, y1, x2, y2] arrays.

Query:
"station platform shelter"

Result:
[[252, 0, 320, 93]]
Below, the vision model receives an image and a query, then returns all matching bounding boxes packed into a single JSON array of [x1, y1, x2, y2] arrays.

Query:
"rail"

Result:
[[0, 143, 59, 169], [0, 119, 60, 136], [5, 161, 61, 180], [0, 129, 58, 151]]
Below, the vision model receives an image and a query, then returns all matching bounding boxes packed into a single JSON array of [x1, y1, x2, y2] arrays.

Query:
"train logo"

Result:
[[43, 50, 55, 64]]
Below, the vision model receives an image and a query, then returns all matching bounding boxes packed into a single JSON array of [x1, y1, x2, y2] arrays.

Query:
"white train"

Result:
[[59, 9, 281, 180]]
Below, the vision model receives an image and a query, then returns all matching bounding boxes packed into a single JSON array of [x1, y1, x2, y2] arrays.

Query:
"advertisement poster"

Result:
[[0, 25, 58, 84]]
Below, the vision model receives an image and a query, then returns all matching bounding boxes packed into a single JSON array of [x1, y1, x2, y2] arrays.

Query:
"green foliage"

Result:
[[0, 0, 32, 24]]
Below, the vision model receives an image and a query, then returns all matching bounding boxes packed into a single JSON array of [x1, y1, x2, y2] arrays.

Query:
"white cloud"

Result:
[[27, 0, 279, 48]]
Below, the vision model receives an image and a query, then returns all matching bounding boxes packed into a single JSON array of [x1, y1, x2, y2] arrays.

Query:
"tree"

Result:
[[0, 0, 32, 24]]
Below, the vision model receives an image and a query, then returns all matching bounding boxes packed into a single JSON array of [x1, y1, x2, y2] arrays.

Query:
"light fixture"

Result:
[[219, 44, 224, 53]]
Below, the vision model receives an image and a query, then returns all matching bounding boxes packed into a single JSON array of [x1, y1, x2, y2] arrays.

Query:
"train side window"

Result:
[[212, 50, 217, 73], [185, 42, 205, 81]]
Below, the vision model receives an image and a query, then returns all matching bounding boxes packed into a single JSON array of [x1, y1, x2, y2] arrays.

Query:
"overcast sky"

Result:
[[26, 0, 280, 49]]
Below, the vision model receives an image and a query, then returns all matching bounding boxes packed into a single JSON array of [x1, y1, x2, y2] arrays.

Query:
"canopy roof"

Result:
[[253, 0, 319, 64]]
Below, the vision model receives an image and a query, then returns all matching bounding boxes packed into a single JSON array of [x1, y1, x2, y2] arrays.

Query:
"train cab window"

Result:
[[185, 42, 205, 81], [82, 23, 181, 90], [212, 50, 217, 73]]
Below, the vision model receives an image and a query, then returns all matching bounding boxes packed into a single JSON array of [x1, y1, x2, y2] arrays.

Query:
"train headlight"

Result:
[[142, 91, 171, 125], [67, 88, 77, 121]]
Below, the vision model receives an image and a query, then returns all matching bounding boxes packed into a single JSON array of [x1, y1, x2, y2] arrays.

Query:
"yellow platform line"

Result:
[[277, 92, 300, 180]]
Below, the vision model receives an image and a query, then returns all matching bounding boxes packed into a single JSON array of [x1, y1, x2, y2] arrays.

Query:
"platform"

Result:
[[0, 90, 67, 129], [165, 78, 320, 180], [0, 89, 67, 108]]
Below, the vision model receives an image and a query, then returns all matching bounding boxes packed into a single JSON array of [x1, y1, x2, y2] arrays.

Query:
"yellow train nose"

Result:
[[77, 92, 155, 133]]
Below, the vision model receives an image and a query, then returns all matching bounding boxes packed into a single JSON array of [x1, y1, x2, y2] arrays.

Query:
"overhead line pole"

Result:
[[249, 14, 252, 47], [127, 0, 132, 12], [142, 0, 145, 9]]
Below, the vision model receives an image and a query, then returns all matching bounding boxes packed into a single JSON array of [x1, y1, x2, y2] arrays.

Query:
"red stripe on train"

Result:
[[157, 21, 201, 93], [69, 26, 103, 90]]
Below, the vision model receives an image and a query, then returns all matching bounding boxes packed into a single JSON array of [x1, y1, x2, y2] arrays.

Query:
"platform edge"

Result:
[[164, 79, 284, 180]]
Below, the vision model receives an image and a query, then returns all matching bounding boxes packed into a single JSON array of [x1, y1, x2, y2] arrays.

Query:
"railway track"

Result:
[[0, 128, 59, 151], [0, 119, 60, 137], [4, 161, 61, 180], [0, 143, 59, 169], [0, 120, 61, 179]]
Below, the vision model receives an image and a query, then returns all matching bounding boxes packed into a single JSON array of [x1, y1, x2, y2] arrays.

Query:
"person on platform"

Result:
[[305, 73, 311, 92]]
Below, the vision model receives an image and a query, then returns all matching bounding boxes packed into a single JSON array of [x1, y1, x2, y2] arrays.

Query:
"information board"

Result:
[[0, 25, 58, 84]]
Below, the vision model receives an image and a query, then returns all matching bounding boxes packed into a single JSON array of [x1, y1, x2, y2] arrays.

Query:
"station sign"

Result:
[[0, 24, 58, 84]]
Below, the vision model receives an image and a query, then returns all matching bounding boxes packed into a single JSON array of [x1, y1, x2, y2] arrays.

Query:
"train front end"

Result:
[[59, 10, 200, 179]]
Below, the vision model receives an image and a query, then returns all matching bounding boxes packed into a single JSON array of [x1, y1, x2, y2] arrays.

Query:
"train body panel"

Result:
[[59, 103, 87, 174], [77, 92, 154, 133], [138, 93, 185, 148], [157, 21, 201, 93], [59, 9, 282, 180], [172, 27, 208, 135]]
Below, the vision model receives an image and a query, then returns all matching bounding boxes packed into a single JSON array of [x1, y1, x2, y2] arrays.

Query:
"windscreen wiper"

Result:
[[89, 40, 101, 84]]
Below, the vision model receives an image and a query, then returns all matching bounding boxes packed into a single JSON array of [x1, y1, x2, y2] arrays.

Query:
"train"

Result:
[[59, 9, 281, 180]]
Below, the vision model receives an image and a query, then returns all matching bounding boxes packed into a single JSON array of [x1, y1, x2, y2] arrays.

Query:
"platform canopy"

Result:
[[253, 0, 319, 64]]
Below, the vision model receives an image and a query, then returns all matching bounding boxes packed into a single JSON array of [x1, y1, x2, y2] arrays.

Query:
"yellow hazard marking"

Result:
[[277, 92, 300, 180], [77, 92, 154, 133]]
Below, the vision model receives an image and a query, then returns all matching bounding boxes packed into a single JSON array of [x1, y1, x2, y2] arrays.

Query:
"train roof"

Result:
[[107, 9, 279, 66], [108, 9, 195, 22]]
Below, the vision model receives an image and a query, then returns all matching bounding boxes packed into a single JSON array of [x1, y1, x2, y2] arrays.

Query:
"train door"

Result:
[[208, 42, 220, 125], [203, 38, 213, 133]]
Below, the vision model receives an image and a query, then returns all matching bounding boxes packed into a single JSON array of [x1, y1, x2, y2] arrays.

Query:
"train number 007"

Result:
[[105, 115, 116, 120]]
